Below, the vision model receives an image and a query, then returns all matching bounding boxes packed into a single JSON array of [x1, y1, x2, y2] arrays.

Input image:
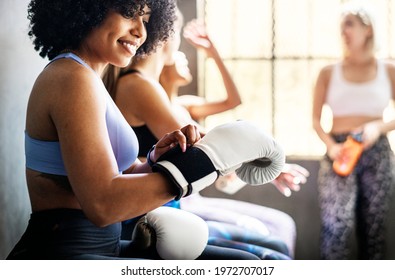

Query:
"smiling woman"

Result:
[[6, 0, 266, 261], [6, 0, 181, 260]]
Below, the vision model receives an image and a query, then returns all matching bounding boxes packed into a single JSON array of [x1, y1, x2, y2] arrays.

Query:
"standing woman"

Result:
[[312, 1, 395, 259], [8, 0, 259, 260]]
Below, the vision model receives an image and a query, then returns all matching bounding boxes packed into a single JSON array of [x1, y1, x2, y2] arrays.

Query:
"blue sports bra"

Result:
[[25, 53, 139, 175]]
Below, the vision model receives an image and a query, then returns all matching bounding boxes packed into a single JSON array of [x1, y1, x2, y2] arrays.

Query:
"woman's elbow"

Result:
[[228, 98, 242, 109], [84, 208, 114, 228], [312, 118, 321, 132], [81, 201, 122, 227]]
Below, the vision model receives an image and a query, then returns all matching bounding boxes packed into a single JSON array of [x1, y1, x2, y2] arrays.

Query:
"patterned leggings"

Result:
[[318, 134, 395, 259]]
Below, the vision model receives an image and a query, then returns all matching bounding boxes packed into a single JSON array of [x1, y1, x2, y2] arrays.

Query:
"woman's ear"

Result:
[[366, 25, 373, 38], [364, 25, 374, 49]]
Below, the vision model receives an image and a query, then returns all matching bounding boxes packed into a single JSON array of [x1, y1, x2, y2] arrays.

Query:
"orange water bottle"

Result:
[[333, 132, 363, 176]]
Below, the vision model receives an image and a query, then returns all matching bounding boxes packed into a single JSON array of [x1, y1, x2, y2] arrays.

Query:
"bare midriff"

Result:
[[331, 115, 382, 134], [26, 169, 81, 212]]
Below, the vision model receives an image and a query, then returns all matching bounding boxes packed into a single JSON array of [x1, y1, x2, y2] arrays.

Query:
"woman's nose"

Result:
[[131, 18, 146, 39]]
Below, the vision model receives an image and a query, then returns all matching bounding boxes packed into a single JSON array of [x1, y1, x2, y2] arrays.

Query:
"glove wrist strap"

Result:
[[152, 145, 218, 200], [147, 145, 156, 167]]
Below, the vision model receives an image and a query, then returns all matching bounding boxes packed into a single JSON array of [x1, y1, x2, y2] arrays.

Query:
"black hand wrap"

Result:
[[152, 145, 218, 200]]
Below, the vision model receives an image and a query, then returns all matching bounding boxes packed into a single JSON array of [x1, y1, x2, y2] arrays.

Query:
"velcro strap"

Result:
[[152, 145, 217, 200]]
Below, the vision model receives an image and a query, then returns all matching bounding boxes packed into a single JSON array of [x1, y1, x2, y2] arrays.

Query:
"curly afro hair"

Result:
[[27, 0, 177, 60]]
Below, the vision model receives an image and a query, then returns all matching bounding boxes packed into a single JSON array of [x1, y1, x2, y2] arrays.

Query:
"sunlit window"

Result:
[[198, 0, 395, 157]]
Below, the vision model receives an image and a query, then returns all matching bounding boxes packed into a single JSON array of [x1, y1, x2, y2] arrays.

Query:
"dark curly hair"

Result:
[[27, 0, 177, 60]]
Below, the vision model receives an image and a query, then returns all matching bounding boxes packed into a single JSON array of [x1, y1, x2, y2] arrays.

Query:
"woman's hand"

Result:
[[151, 124, 201, 162], [272, 163, 310, 197], [183, 20, 216, 57], [327, 142, 343, 161], [360, 122, 381, 150]]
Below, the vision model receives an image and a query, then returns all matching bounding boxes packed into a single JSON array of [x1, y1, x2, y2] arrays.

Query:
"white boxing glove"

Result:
[[131, 207, 208, 260], [152, 120, 285, 200]]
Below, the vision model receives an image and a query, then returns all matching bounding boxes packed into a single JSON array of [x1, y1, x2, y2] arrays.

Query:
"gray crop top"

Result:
[[25, 53, 139, 175]]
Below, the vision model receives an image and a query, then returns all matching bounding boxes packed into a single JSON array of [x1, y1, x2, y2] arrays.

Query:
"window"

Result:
[[198, 0, 395, 156]]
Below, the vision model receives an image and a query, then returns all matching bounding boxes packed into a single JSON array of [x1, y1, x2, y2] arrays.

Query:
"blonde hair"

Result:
[[340, 1, 380, 52]]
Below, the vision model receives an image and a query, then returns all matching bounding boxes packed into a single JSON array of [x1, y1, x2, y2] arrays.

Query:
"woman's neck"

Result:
[[63, 47, 107, 75], [344, 56, 376, 69], [344, 49, 375, 66], [163, 82, 180, 101]]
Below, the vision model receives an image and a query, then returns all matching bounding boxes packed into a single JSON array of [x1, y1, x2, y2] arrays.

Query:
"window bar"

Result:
[[271, 0, 276, 136]]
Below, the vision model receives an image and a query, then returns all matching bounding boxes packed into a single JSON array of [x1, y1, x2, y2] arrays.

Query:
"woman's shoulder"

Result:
[[118, 69, 145, 85], [321, 62, 340, 73], [317, 63, 337, 83], [378, 59, 395, 82], [117, 72, 169, 104], [117, 71, 153, 96], [381, 59, 395, 72], [36, 59, 103, 101]]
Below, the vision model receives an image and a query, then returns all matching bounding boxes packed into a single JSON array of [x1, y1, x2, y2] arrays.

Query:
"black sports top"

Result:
[[119, 68, 158, 157], [132, 125, 158, 157]]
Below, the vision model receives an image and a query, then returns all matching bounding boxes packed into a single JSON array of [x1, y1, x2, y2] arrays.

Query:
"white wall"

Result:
[[0, 0, 47, 259]]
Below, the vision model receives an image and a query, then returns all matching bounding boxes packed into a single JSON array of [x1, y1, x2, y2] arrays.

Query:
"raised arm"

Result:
[[181, 20, 242, 120]]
